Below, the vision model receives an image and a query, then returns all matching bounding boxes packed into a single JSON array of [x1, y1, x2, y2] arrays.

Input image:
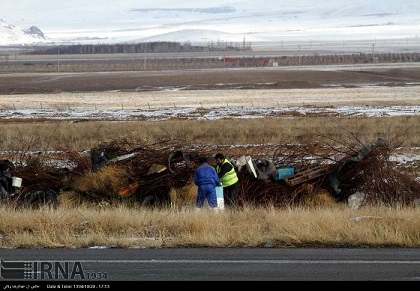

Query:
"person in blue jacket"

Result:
[[194, 156, 221, 209]]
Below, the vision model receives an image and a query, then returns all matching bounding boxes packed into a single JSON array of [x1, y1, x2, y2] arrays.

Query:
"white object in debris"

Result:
[[12, 177, 23, 188], [348, 192, 367, 210], [245, 156, 257, 178], [108, 153, 136, 163], [216, 186, 225, 210], [236, 155, 247, 170]]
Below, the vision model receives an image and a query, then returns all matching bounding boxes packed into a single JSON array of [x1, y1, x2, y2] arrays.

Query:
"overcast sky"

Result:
[[3, 0, 418, 28], [2, 0, 420, 44]]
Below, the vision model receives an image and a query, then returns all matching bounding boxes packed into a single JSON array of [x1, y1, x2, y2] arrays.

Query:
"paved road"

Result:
[[0, 248, 419, 282]]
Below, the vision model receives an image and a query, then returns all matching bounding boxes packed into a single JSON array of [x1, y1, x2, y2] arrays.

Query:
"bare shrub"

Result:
[[169, 180, 197, 210], [301, 187, 336, 208], [71, 165, 129, 202]]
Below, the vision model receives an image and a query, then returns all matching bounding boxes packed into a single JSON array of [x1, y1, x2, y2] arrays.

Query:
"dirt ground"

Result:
[[2, 63, 420, 93], [0, 62, 418, 205], [0, 63, 419, 110]]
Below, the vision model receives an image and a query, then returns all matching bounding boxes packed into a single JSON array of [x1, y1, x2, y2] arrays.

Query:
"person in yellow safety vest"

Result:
[[214, 153, 240, 207]]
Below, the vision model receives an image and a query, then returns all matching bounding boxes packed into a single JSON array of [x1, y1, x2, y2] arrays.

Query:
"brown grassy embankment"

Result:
[[0, 116, 419, 151], [0, 204, 418, 248], [0, 116, 418, 249]]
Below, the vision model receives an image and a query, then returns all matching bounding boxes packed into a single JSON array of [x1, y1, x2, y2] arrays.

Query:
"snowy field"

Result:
[[0, 85, 418, 174], [0, 86, 419, 121]]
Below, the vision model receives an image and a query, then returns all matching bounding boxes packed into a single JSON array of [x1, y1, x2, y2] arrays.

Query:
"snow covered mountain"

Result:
[[1, 0, 420, 46], [0, 19, 49, 45]]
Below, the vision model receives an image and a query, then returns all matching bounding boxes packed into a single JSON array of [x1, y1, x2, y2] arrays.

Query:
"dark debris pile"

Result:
[[6, 137, 420, 208]]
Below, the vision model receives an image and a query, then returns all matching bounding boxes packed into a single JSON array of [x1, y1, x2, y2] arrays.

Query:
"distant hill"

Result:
[[1, 0, 419, 46], [0, 19, 48, 45]]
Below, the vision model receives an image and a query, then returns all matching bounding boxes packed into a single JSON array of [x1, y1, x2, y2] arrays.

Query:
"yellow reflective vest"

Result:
[[216, 159, 239, 187]]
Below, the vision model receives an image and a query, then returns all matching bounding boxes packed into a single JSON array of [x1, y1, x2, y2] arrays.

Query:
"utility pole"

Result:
[[57, 46, 60, 73], [298, 45, 301, 66], [372, 43, 375, 63], [143, 43, 147, 71]]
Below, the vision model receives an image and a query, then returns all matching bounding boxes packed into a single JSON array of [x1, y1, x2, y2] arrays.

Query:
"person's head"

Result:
[[214, 153, 225, 165], [0, 160, 14, 172], [198, 156, 208, 164]]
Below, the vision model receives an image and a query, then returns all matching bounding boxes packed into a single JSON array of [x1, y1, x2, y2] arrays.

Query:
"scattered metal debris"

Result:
[[2, 138, 419, 208]]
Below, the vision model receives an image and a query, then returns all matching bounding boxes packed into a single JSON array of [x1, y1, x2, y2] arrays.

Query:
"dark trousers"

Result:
[[196, 184, 218, 208], [223, 181, 240, 207]]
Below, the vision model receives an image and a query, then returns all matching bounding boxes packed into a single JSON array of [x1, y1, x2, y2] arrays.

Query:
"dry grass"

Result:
[[0, 114, 418, 249], [0, 116, 418, 152], [70, 165, 129, 200], [0, 204, 418, 248], [169, 180, 198, 210]]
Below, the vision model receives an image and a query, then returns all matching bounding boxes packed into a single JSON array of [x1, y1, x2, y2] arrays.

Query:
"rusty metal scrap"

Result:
[[7, 138, 420, 207]]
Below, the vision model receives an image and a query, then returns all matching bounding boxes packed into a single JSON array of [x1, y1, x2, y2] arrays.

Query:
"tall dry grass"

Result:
[[0, 204, 418, 248], [169, 179, 198, 210], [0, 116, 419, 151], [0, 117, 418, 249]]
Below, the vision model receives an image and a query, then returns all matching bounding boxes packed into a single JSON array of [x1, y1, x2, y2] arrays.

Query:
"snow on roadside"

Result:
[[389, 153, 420, 165], [0, 105, 419, 121]]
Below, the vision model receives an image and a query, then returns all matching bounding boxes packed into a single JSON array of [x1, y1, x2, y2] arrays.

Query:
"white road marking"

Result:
[[42, 259, 420, 264]]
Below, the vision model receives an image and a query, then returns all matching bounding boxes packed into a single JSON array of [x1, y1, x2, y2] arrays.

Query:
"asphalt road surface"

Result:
[[0, 248, 419, 283]]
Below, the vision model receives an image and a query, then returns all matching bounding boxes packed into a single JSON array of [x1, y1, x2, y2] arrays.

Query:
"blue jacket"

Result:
[[194, 162, 221, 187]]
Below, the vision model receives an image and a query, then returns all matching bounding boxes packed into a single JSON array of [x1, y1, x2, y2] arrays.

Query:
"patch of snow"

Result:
[[389, 153, 420, 165], [0, 105, 418, 121]]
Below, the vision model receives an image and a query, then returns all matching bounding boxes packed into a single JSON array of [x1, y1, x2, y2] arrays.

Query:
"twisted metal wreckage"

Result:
[[1, 138, 419, 208]]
